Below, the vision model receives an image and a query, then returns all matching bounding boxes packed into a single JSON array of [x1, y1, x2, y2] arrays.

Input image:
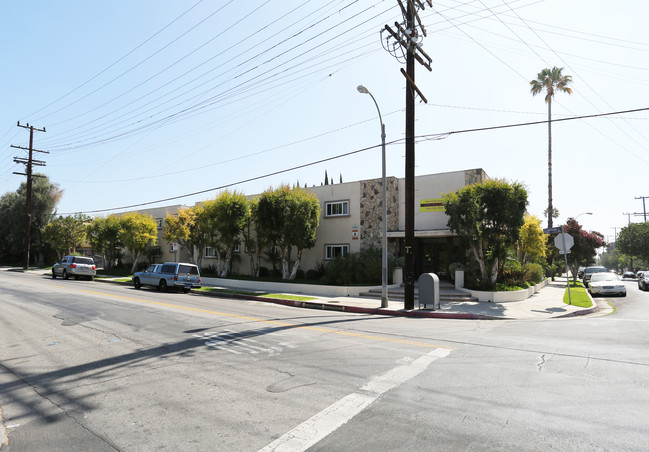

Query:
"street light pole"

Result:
[[357, 85, 388, 308]]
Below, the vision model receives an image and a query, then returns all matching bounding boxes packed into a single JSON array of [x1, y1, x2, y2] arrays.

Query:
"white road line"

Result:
[[259, 347, 451, 452]]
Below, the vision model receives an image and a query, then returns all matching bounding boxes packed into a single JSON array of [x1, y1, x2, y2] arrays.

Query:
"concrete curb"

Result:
[[554, 286, 600, 318], [91, 276, 587, 320], [94, 278, 502, 319]]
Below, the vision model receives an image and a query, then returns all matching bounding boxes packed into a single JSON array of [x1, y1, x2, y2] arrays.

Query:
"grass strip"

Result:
[[196, 286, 316, 301], [563, 281, 592, 307]]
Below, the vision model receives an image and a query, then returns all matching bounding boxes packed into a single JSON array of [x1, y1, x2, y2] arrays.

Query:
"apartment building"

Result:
[[126, 168, 487, 279]]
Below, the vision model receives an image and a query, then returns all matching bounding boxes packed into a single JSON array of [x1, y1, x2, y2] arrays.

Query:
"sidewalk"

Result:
[[224, 276, 603, 320]]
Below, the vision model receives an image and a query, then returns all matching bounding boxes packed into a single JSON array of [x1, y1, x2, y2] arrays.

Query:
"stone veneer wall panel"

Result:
[[359, 176, 399, 257]]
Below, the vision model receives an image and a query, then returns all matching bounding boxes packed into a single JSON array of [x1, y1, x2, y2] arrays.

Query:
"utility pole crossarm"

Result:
[[11, 144, 49, 154]]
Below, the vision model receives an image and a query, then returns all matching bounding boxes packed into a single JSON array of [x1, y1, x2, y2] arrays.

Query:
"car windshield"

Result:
[[585, 267, 607, 274], [590, 273, 619, 282]]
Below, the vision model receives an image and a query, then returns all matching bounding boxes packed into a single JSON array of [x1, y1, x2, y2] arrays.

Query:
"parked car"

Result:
[[52, 255, 97, 280], [582, 266, 608, 288], [637, 270, 647, 280], [639, 272, 649, 291], [132, 262, 201, 293], [622, 271, 636, 279], [588, 273, 626, 297], [577, 267, 586, 279]]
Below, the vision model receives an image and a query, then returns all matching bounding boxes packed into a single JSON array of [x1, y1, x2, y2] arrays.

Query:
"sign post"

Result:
[[554, 230, 575, 304]]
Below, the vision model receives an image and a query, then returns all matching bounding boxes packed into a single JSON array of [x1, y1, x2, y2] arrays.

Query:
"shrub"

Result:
[[499, 267, 527, 287], [320, 247, 395, 285], [258, 267, 269, 277], [524, 263, 544, 284], [295, 269, 305, 280]]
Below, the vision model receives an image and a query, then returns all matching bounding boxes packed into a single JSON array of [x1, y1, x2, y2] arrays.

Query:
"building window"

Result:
[[325, 244, 349, 260], [233, 243, 240, 253], [204, 247, 217, 258], [325, 200, 349, 217], [156, 218, 163, 229]]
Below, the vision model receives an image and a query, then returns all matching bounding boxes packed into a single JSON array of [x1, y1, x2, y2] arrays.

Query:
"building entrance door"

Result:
[[417, 238, 449, 280]]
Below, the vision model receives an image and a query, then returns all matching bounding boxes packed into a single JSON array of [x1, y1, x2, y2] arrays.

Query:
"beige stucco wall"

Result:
[[397, 168, 487, 233], [300, 181, 363, 272]]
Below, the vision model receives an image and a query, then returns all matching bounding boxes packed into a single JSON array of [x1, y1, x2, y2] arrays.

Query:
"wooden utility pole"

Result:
[[12, 122, 47, 269], [635, 196, 648, 222], [403, 0, 417, 309], [382, 0, 432, 309]]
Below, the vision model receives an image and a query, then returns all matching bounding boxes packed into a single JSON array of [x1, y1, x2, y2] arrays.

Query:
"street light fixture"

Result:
[[573, 212, 592, 222], [357, 84, 388, 308]]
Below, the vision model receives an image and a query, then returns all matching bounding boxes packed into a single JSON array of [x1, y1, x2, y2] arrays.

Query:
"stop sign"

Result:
[[554, 233, 574, 254]]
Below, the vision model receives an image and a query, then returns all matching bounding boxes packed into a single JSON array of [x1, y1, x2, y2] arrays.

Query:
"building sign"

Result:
[[420, 198, 445, 212], [352, 225, 359, 240]]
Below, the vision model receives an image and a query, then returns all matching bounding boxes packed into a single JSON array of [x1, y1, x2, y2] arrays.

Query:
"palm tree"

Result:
[[530, 67, 573, 229]]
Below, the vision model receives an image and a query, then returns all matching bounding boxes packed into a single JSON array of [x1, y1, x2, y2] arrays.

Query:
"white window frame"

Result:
[[156, 218, 163, 229], [233, 244, 241, 253], [204, 246, 217, 258], [325, 244, 349, 260], [325, 200, 349, 217]]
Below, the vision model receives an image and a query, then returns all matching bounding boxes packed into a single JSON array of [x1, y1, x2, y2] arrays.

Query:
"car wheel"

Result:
[[182, 288, 191, 294], [62, 270, 69, 280], [52, 270, 57, 279], [159, 279, 168, 292], [621, 292, 627, 297], [133, 277, 141, 289]]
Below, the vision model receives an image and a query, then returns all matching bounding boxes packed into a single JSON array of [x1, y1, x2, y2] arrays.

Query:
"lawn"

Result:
[[563, 281, 592, 308], [195, 286, 316, 301]]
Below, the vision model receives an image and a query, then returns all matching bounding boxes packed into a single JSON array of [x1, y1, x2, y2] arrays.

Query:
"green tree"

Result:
[[517, 214, 546, 265], [530, 67, 572, 229], [42, 215, 89, 259], [163, 207, 197, 264], [120, 212, 157, 273], [210, 191, 250, 277], [618, 222, 649, 265], [443, 179, 528, 288], [242, 199, 266, 277], [257, 185, 320, 280], [0, 175, 62, 265], [87, 215, 123, 269], [562, 218, 605, 283]]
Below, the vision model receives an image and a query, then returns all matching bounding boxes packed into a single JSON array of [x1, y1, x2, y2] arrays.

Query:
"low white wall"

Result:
[[201, 277, 397, 297], [458, 278, 550, 302]]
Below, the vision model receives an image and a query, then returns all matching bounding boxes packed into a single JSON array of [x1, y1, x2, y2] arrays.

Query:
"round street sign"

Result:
[[554, 233, 574, 254]]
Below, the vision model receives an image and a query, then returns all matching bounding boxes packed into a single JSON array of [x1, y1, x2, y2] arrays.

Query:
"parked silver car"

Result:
[[132, 262, 201, 293], [52, 255, 97, 280], [638, 272, 649, 291], [588, 273, 626, 297], [582, 266, 608, 288]]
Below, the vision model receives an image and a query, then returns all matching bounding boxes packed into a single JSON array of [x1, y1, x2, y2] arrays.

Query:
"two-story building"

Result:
[[121, 168, 487, 279]]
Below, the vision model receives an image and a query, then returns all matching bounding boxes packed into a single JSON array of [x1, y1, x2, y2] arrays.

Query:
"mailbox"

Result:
[[418, 273, 439, 310]]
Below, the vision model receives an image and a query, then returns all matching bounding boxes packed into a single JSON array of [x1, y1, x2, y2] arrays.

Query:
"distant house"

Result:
[[119, 168, 488, 279]]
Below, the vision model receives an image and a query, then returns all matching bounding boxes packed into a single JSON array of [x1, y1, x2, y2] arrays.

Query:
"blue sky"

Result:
[[1, 0, 647, 242]]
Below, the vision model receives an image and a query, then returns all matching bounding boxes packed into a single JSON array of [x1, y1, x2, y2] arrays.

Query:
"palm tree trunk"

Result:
[[547, 98, 553, 229]]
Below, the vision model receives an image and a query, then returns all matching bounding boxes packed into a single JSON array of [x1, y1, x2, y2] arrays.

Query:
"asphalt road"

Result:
[[1, 271, 648, 451]]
